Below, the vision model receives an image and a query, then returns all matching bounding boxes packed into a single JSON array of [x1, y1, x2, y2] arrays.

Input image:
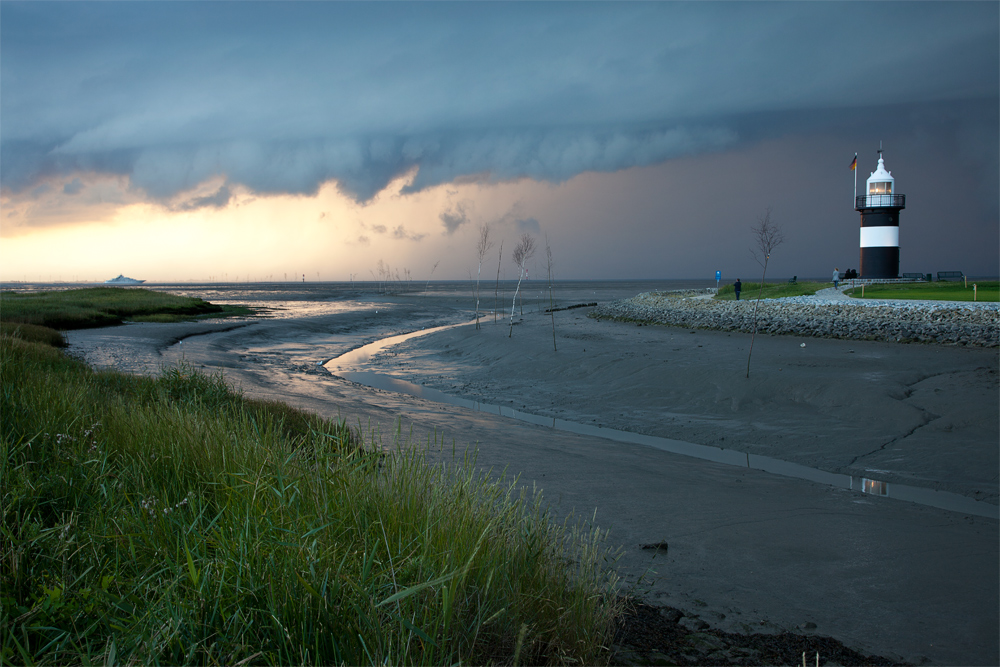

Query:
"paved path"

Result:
[[815, 285, 850, 300], [801, 285, 998, 310]]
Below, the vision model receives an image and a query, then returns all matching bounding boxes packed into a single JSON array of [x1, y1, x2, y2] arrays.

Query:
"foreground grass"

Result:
[[715, 281, 824, 301], [845, 280, 999, 302], [0, 322, 66, 348], [1, 335, 620, 665], [0, 287, 253, 330]]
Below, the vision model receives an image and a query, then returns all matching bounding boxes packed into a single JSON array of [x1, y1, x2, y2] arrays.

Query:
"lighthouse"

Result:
[[855, 149, 905, 279]]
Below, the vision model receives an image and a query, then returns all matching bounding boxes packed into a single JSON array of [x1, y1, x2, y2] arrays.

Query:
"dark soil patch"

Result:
[[612, 600, 904, 666]]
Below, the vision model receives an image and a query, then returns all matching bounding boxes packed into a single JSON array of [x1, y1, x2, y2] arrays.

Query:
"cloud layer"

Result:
[[2, 2, 997, 204]]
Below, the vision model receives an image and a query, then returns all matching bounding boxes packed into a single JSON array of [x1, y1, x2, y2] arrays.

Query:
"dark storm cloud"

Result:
[[392, 225, 426, 242], [62, 178, 83, 195], [1, 2, 996, 205], [440, 201, 472, 235], [177, 184, 233, 211]]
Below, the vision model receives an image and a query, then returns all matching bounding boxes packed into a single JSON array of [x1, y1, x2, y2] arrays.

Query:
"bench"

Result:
[[937, 271, 964, 281], [901, 273, 926, 280], [787, 276, 797, 284]]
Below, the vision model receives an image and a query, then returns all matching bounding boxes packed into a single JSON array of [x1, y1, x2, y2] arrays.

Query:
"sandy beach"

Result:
[[65, 287, 999, 666]]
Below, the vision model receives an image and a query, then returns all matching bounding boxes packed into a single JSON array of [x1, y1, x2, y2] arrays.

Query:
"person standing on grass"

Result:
[[734, 278, 742, 301], [832, 267, 840, 289]]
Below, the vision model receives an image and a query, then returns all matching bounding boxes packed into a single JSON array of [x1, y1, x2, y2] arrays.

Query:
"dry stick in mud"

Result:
[[425, 259, 440, 292], [475, 223, 494, 330], [494, 241, 503, 324], [546, 236, 557, 351], [746, 208, 785, 378], [509, 234, 536, 338]]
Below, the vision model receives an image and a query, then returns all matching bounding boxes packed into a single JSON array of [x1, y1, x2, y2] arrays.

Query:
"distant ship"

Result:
[[104, 274, 145, 285]]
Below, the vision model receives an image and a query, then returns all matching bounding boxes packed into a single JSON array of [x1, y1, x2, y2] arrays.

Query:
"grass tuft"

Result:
[[1, 334, 620, 665]]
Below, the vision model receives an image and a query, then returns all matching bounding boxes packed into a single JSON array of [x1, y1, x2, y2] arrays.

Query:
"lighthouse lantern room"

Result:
[[855, 149, 905, 279]]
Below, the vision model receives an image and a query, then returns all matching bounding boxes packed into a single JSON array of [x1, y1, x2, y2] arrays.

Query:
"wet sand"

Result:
[[65, 294, 999, 666]]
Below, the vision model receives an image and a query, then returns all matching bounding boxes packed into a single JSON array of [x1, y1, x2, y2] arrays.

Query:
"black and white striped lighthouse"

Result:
[[855, 149, 905, 279]]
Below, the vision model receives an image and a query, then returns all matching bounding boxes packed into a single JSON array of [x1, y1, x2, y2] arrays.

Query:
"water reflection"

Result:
[[861, 478, 889, 496], [326, 327, 999, 520], [331, 321, 475, 371]]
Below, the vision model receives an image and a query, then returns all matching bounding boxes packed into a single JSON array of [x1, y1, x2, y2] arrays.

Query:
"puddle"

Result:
[[325, 326, 999, 520], [328, 320, 475, 371], [859, 478, 888, 496]]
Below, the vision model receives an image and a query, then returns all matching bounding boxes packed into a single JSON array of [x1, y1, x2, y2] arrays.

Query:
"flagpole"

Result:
[[853, 152, 858, 204]]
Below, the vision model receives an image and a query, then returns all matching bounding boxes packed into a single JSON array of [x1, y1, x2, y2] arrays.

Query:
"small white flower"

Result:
[[140, 497, 158, 516]]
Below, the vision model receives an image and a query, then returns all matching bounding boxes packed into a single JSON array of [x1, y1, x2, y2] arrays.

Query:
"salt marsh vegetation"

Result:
[[0, 287, 251, 330], [1, 332, 621, 665]]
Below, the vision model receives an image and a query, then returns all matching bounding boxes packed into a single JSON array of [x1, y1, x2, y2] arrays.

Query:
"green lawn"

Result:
[[0, 287, 253, 330], [845, 281, 999, 302], [715, 280, 824, 301], [1, 332, 620, 665]]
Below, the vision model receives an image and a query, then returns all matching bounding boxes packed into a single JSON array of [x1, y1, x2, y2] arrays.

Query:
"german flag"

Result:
[[849, 154, 857, 171]]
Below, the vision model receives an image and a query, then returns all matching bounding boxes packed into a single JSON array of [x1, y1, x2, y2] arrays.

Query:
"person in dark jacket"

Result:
[[734, 278, 742, 301]]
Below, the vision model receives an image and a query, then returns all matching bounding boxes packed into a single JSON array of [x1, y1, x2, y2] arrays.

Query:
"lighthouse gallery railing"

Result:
[[856, 194, 905, 209]]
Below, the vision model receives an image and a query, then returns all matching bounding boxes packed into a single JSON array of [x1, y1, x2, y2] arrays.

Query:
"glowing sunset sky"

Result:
[[2, 2, 997, 282]]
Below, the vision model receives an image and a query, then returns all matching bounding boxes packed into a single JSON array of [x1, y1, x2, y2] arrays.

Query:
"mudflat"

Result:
[[370, 308, 999, 503], [66, 295, 1000, 666]]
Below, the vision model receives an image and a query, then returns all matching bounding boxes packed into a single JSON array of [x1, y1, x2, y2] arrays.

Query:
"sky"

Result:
[[1, 1, 997, 283]]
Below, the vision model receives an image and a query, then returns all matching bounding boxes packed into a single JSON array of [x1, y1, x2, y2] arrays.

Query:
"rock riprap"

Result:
[[592, 291, 999, 347]]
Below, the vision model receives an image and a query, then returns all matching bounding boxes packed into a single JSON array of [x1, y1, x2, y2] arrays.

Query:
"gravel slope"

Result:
[[593, 289, 999, 347]]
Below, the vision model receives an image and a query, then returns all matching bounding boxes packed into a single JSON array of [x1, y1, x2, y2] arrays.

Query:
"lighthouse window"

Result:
[[868, 182, 892, 194]]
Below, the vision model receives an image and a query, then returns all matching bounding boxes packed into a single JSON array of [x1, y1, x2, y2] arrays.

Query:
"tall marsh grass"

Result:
[[1, 334, 620, 665], [0, 322, 66, 348], [0, 287, 250, 330]]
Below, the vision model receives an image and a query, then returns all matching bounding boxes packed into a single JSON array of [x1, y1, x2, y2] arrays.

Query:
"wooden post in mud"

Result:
[[546, 236, 557, 351], [494, 241, 503, 324]]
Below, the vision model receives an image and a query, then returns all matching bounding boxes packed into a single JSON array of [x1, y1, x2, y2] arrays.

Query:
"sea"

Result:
[[2, 278, 717, 319]]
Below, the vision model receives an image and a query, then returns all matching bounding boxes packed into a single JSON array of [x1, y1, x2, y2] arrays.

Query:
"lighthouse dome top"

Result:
[[866, 154, 895, 195], [855, 150, 904, 211]]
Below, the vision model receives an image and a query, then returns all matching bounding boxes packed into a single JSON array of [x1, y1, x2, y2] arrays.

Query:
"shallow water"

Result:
[[3, 278, 713, 302]]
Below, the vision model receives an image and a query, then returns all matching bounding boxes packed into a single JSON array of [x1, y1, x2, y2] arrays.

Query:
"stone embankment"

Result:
[[592, 290, 1000, 347]]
